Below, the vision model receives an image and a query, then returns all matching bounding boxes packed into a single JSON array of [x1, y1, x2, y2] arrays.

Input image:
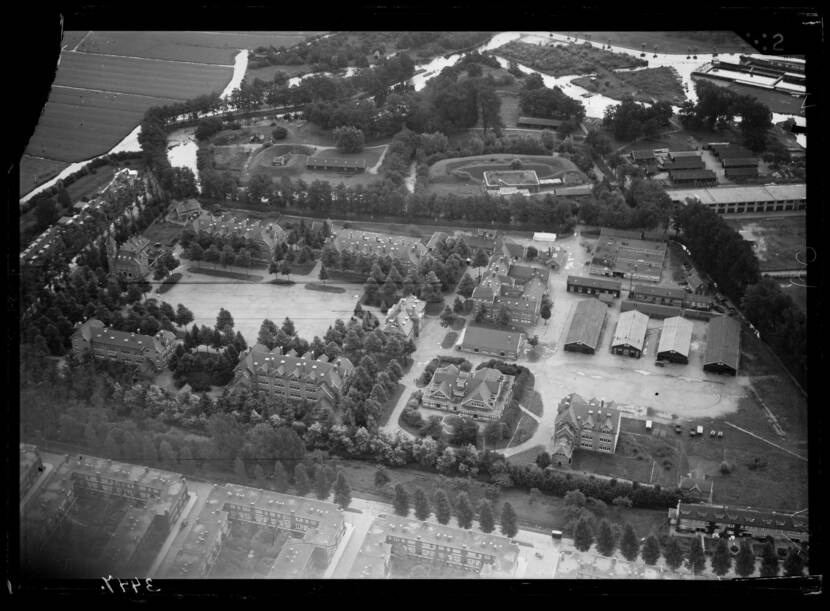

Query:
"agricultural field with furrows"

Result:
[[55, 53, 233, 100], [25, 87, 177, 162], [19, 156, 70, 194], [75, 31, 325, 65]]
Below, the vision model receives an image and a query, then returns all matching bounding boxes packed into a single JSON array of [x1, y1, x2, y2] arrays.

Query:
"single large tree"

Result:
[[596, 519, 617, 556], [333, 471, 352, 509], [374, 466, 390, 489], [500, 501, 518, 538], [620, 523, 640, 561], [478, 500, 495, 534], [664, 537, 685, 571], [735, 538, 757, 577], [642, 533, 662, 566], [413, 487, 431, 521], [456, 492, 474, 529], [294, 463, 311, 496], [273, 461, 289, 493], [435, 489, 452, 525], [711, 538, 732, 577], [688, 537, 707, 575], [782, 547, 805, 577], [393, 484, 410, 517], [759, 540, 780, 578], [574, 517, 594, 552]]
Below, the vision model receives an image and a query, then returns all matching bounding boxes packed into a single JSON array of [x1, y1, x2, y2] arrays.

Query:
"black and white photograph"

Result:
[[12, 10, 820, 595]]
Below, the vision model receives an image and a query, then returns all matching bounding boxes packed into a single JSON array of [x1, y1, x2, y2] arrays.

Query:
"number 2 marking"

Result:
[[772, 33, 784, 51]]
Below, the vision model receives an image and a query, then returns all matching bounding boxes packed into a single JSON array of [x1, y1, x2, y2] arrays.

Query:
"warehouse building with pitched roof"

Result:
[[656, 316, 694, 363], [703, 315, 741, 375], [610, 310, 650, 358], [563, 299, 607, 354]]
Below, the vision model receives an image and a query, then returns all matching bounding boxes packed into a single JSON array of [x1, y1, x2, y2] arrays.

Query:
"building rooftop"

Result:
[[676, 502, 808, 533], [267, 541, 316, 579], [164, 508, 229, 578], [67, 455, 187, 503], [347, 530, 391, 579], [567, 275, 622, 291], [208, 483, 345, 548], [483, 170, 540, 189], [611, 310, 649, 351], [630, 150, 656, 161], [721, 157, 759, 167], [703, 315, 741, 370], [565, 298, 607, 351], [459, 324, 523, 356], [657, 316, 693, 358], [306, 157, 367, 168], [666, 183, 806, 205], [670, 169, 717, 181], [369, 514, 520, 576], [517, 116, 563, 127], [631, 284, 688, 301]]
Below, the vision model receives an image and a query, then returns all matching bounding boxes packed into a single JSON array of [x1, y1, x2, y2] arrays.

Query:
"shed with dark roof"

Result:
[[564, 299, 607, 354], [703, 315, 741, 375]]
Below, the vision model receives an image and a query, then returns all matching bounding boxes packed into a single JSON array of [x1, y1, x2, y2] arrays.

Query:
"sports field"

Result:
[[19, 156, 70, 193]]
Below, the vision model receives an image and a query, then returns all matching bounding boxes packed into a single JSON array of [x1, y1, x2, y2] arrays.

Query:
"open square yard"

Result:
[[156, 261, 361, 346], [724, 216, 806, 272]]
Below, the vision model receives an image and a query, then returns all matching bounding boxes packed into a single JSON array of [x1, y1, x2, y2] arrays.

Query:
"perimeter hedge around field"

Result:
[[157, 272, 182, 294]]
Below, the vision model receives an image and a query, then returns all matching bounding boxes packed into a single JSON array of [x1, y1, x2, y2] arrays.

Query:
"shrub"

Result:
[[272, 126, 288, 140]]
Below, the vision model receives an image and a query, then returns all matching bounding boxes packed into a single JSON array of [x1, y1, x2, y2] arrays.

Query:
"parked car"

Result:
[[717, 431, 724, 439], [675, 425, 682, 434], [710, 430, 716, 437], [689, 428, 696, 437], [655, 360, 666, 367]]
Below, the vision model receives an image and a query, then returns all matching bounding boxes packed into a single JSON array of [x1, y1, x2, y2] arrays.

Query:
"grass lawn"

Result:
[[305, 282, 346, 293], [244, 63, 313, 85], [570, 448, 656, 486], [505, 444, 546, 465], [285, 259, 317, 275], [424, 302, 445, 316], [20, 156, 71, 195], [441, 331, 459, 349], [377, 383, 406, 428], [572, 66, 686, 105], [495, 40, 647, 76], [311, 145, 386, 166], [778, 282, 807, 315], [522, 390, 544, 418], [450, 317, 467, 331], [724, 216, 806, 272], [555, 31, 751, 54], [497, 91, 521, 128], [505, 413, 539, 449], [142, 220, 184, 248], [187, 266, 263, 282], [156, 272, 182, 295]]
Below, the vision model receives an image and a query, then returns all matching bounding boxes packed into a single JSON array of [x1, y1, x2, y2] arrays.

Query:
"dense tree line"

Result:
[[673, 202, 805, 385], [518, 73, 586, 121], [602, 96, 674, 142], [679, 80, 773, 152]]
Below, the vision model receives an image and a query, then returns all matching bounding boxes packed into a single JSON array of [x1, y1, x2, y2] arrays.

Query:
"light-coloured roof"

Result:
[[611, 310, 649, 351], [657, 316, 693, 358], [667, 184, 806, 205]]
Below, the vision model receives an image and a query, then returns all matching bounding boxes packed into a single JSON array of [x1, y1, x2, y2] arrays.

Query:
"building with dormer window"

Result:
[[551, 393, 622, 467], [71, 318, 178, 372], [232, 344, 353, 407], [383, 296, 426, 340], [421, 364, 514, 421]]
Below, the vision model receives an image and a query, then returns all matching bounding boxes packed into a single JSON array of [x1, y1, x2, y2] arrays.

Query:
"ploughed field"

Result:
[[24, 86, 178, 162], [21, 31, 322, 194], [76, 31, 325, 65]]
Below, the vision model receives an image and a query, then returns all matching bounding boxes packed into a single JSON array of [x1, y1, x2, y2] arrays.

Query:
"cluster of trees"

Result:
[[740, 277, 807, 386], [679, 80, 773, 152], [390, 483, 518, 538], [169, 309, 248, 391], [518, 73, 586, 121], [333, 126, 365, 153], [602, 96, 674, 142], [153, 251, 181, 280], [578, 179, 675, 231], [20, 151, 143, 217], [20, 261, 193, 356], [179, 226, 265, 267], [561, 489, 809, 577]]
